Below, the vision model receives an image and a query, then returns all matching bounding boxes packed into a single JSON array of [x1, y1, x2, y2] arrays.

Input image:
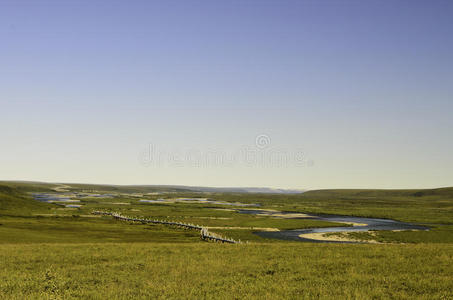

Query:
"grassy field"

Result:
[[0, 243, 452, 299], [0, 216, 201, 244], [1, 181, 453, 299]]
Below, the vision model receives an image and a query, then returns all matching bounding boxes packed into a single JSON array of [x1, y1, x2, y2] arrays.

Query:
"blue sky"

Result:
[[1, 0, 452, 189]]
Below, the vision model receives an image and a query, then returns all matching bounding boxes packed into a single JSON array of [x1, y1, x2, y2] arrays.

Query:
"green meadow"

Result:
[[1, 181, 453, 299], [1, 243, 452, 299]]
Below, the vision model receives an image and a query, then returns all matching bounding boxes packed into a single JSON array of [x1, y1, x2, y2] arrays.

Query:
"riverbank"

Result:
[[298, 232, 380, 243], [238, 209, 429, 243]]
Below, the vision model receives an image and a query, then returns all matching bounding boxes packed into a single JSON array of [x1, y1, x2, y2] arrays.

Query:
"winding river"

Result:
[[237, 209, 429, 243]]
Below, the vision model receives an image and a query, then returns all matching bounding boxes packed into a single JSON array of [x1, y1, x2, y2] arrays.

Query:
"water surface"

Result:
[[238, 209, 429, 243]]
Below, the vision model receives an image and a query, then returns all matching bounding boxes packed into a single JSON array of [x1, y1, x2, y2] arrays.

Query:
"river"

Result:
[[237, 209, 429, 243]]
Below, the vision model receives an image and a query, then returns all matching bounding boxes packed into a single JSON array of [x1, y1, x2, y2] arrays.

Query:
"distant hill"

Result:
[[302, 187, 453, 199], [151, 186, 305, 194], [2, 180, 453, 197], [0, 181, 305, 194]]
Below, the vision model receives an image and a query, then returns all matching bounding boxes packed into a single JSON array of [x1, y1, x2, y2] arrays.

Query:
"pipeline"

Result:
[[92, 211, 241, 244]]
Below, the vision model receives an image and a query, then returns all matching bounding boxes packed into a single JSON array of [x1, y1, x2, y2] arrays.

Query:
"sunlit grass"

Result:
[[0, 243, 452, 299]]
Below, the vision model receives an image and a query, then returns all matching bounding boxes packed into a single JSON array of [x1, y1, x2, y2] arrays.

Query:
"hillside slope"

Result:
[[0, 184, 51, 215]]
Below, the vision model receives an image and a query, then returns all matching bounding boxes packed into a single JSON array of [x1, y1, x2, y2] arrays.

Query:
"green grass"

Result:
[[335, 226, 453, 244], [0, 184, 53, 216], [0, 216, 200, 244], [0, 243, 452, 299]]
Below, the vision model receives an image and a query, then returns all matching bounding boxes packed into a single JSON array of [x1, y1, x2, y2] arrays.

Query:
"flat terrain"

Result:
[[1, 181, 453, 299], [1, 243, 452, 299]]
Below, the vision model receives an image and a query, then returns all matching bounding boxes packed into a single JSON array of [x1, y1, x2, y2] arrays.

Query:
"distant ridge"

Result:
[[0, 181, 305, 194], [153, 186, 306, 194], [2, 181, 453, 196]]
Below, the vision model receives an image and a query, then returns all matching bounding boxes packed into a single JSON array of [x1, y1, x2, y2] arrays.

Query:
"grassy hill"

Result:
[[0, 181, 195, 194], [302, 187, 453, 199], [0, 184, 53, 215]]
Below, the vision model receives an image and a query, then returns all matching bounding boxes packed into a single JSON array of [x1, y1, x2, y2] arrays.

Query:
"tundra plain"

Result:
[[1, 181, 452, 299]]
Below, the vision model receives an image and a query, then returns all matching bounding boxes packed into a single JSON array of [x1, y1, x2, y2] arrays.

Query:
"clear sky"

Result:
[[1, 0, 452, 189]]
